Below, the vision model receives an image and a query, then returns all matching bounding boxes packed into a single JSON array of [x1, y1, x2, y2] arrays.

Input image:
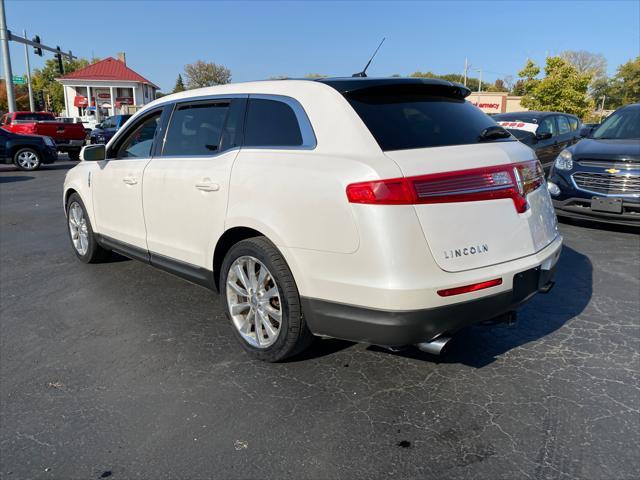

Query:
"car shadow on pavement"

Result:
[[42, 162, 77, 171], [365, 245, 593, 367], [0, 175, 34, 183], [558, 216, 639, 235]]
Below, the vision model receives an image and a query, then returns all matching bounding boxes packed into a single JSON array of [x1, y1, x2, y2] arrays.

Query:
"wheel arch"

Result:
[[64, 187, 78, 208], [212, 226, 305, 295], [9, 144, 39, 162]]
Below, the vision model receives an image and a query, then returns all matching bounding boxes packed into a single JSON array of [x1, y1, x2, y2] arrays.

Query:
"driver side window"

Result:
[[537, 117, 556, 137], [115, 112, 161, 159]]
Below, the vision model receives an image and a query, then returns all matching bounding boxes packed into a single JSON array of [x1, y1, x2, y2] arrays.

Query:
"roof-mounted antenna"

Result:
[[352, 37, 386, 78]]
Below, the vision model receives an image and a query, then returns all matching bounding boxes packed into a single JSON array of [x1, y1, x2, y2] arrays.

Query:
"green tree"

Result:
[[521, 56, 594, 118], [513, 59, 540, 97], [486, 79, 508, 92], [611, 57, 640, 106], [183, 60, 231, 89], [172, 74, 186, 93], [31, 57, 92, 114], [409, 70, 489, 91], [0, 81, 31, 111]]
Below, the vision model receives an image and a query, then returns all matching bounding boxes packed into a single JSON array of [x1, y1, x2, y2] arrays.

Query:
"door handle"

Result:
[[195, 181, 220, 192], [122, 176, 138, 185]]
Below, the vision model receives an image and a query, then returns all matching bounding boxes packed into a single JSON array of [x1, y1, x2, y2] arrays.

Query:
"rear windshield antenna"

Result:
[[352, 38, 386, 78]]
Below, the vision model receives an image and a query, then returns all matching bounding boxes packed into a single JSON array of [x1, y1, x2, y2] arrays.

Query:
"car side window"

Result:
[[556, 115, 571, 135], [115, 112, 161, 159], [163, 101, 230, 156], [537, 117, 556, 137], [244, 98, 303, 147], [567, 116, 578, 131]]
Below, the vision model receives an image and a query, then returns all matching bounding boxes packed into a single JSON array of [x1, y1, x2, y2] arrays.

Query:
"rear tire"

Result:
[[66, 193, 111, 263], [13, 148, 41, 171], [220, 237, 313, 362]]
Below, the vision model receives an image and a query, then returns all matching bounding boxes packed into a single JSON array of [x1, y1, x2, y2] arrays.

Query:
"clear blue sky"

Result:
[[4, 0, 639, 92]]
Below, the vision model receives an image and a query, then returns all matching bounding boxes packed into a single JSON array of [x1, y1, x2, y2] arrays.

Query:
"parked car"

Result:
[[0, 127, 58, 170], [63, 78, 561, 362], [89, 115, 132, 144], [494, 111, 582, 169], [547, 103, 640, 226], [1, 111, 86, 161]]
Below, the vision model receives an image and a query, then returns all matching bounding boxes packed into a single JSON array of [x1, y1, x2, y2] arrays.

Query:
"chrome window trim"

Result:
[[157, 94, 247, 159], [243, 94, 317, 150]]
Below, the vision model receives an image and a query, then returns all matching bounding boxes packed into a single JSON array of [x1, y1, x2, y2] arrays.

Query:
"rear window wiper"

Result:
[[479, 126, 511, 141]]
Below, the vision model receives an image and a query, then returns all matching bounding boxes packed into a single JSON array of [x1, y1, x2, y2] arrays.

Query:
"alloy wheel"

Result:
[[16, 150, 39, 170], [226, 256, 282, 348], [68, 202, 89, 255]]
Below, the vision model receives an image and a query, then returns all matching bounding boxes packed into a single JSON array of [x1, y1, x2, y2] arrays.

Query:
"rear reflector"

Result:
[[346, 160, 544, 213], [437, 278, 503, 297]]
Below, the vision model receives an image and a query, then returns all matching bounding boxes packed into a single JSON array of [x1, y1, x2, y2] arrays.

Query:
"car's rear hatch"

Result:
[[340, 79, 559, 273], [385, 144, 558, 272]]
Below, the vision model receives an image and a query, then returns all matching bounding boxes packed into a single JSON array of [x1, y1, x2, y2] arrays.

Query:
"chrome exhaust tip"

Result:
[[415, 336, 452, 355]]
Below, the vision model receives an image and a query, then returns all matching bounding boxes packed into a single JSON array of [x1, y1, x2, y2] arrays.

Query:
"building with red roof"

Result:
[[56, 53, 159, 118]]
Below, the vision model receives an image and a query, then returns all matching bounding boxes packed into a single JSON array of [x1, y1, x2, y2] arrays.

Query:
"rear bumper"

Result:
[[55, 139, 84, 150], [302, 264, 556, 346]]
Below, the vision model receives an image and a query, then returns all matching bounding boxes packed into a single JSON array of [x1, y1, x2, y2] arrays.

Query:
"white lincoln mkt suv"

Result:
[[64, 78, 562, 362]]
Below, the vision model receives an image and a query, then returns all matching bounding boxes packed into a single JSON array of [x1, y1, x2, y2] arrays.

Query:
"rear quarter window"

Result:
[[346, 91, 512, 151], [244, 99, 303, 147]]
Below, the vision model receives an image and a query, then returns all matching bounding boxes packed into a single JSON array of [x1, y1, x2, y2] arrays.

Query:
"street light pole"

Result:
[[23, 29, 34, 111], [0, 0, 16, 112]]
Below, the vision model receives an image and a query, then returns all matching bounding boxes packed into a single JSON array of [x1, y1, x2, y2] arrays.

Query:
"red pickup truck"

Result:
[[1, 112, 86, 160]]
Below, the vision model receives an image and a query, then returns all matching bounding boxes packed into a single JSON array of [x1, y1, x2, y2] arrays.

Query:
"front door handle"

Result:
[[195, 181, 220, 192], [122, 176, 138, 185]]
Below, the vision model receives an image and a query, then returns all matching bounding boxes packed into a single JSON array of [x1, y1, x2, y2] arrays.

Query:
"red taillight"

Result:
[[346, 161, 544, 213], [346, 178, 414, 204], [437, 278, 503, 297]]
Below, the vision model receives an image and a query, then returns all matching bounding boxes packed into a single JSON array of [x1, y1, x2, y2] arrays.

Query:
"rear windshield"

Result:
[[346, 91, 513, 151], [14, 113, 55, 122]]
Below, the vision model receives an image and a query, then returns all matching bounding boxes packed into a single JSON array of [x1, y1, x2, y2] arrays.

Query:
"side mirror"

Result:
[[81, 144, 106, 162], [579, 126, 594, 138], [536, 132, 552, 140]]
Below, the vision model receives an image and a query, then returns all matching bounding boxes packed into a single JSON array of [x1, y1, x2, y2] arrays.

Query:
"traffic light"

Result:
[[55, 47, 64, 75], [32, 35, 43, 56], [35, 91, 45, 111]]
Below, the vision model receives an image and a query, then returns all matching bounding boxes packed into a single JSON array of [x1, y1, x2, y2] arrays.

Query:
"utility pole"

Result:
[[463, 58, 468, 87], [0, 0, 76, 113], [0, 0, 16, 112], [23, 29, 34, 111], [476, 68, 483, 92]]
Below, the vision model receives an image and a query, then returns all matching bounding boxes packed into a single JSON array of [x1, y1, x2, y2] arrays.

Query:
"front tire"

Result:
[[68, 149, 81, 161], [14, 148, 41, 171], [220, 237, 313, 362], [66, 193, 110, 263]]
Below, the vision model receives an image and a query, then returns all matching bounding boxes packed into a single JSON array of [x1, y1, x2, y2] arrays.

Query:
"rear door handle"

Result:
[[195, 181, 220, 192], [122, 176, 138, 185]]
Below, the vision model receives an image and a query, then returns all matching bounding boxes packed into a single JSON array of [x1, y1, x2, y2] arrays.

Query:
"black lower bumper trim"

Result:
[[302, 265, 556, 346]]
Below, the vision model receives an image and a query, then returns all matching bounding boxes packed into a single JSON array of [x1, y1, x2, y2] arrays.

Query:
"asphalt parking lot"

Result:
[[1, 160, 638, 480]]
